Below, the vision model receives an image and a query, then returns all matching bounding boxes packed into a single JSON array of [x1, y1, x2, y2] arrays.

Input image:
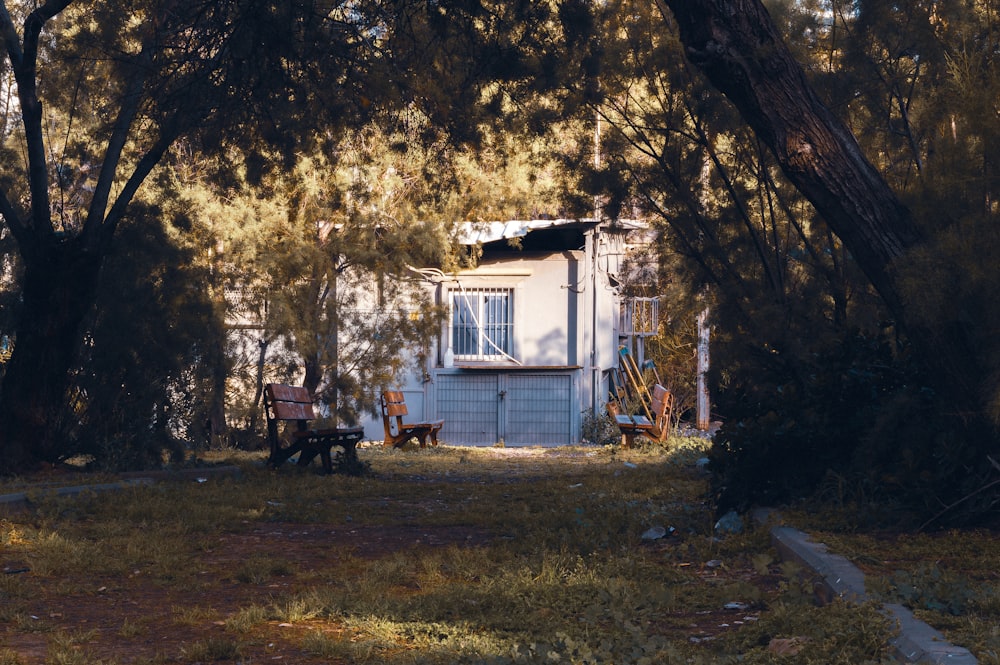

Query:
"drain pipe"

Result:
[[588, 227, 601, 417]]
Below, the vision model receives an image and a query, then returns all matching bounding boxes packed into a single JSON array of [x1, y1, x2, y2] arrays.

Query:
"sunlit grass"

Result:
[[0, 440, 918, 663], [0, 650, 24, 665], [46, 629, 114, 665], [118, 617, 147, 638], [223, 604, 269, 633], [178, 636, 243, 663], [171, 605, 218, 627], [233, 553, 295, 584]]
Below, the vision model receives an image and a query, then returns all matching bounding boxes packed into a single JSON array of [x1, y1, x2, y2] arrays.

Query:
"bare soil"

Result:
[[1, 452, 788, 664], [3, 520, 498, 664], [2, 525, 786, 664]]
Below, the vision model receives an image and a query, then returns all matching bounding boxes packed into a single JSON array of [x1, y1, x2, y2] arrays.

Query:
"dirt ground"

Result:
[[3, 521, 499, 664], [0, 452, 787, 664], [2, 526, 786, 664]]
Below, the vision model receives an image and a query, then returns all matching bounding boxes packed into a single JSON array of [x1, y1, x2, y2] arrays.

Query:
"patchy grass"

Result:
[[785, 516, 1000, 665], [0, 440, 908, 663]]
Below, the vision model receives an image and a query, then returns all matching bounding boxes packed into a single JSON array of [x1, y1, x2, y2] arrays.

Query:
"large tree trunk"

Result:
[[0, 240, 103, 473], [657, 0, 985, 412], [660, 0, 921, 315]]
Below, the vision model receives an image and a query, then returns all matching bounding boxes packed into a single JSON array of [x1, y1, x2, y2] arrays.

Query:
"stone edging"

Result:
[[756, 509, 978, 664]]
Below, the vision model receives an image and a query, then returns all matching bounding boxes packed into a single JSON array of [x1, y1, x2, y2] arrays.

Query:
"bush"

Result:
[[68, 207, 224, 470], [708, 331, 932, 516], [581, 409, 620, 447]]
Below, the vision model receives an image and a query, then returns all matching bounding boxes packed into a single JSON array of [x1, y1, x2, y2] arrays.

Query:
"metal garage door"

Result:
[[437, 374, 499, 445], [436, 373, 574, 446]]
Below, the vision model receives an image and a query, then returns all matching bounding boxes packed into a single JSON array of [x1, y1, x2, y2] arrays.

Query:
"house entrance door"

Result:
[[436, 373, 574, 446]]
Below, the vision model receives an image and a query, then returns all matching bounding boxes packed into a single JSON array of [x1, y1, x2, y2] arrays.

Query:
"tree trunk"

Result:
[[0, 240, 103, 473], [658, 0, 985, 411], [660, 0, 921, 318], [247, 335, 271, 438]]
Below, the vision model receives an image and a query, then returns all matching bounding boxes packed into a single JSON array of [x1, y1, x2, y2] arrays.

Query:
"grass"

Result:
[[0, 438, 970, 663], [784, 511, 1000, 665]]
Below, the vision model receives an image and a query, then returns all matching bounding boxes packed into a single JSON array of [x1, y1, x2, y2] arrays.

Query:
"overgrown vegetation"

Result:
[[786, 512, 1000, 665], [578, 0, 1000, 525], [0, 443, 926, 664], [708, 331, 926, 516]]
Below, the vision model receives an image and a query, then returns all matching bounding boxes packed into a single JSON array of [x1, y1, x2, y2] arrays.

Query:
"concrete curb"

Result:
[[0, 465, 241, 516], [757, 511, 978, 664]]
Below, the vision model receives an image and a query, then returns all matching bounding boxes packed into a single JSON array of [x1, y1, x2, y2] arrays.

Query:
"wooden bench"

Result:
[[607, 383, 674, 448], [607, 401, 654, 448], [380, 391, 444, 448], [263, 383, 365, 474]]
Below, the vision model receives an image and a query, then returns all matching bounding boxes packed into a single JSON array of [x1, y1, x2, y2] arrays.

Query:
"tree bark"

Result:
[[659, 0, 921, 321], [0, 240, 103, 472]]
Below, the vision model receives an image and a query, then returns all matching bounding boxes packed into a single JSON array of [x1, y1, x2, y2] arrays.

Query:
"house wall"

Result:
[[358, 235, 633, 447], [225, 220, 649, 448], [338, 221, 653, 447], [448, 251, 581, 366], [434, 250, 586, 446]]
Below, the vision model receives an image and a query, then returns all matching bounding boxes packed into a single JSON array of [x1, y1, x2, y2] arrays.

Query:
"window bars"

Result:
[[620, 297, 659, 336], [451, 287, 515, 361]]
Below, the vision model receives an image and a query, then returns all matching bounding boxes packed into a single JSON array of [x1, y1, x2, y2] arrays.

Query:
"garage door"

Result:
[[436, 374, 499, 445], [436, 373, 574, 446]]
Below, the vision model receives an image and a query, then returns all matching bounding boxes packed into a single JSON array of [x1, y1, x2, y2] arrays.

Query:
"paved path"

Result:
[[0, 466, 240, 516]]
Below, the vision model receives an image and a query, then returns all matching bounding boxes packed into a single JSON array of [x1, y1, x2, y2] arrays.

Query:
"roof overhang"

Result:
[[456, 218, 599, 246]]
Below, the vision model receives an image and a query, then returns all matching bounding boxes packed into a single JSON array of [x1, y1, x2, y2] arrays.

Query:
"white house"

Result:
[[357, 217, 656, 446]]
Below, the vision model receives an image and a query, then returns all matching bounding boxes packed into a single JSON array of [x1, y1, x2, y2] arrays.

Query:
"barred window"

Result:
[[451, 288, 513, 360]]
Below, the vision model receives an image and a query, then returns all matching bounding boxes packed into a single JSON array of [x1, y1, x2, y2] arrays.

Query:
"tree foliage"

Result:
[[554, 0, 1000, 524], [651, 0, 1000, 524], [158, 112, 571, 450], [71, 203, 225, 469], [198, 130, 456, 438], [0, 0, 594, 472]]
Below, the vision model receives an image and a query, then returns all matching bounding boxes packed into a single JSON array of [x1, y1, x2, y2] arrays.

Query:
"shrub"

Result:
[[708, 330, 931, 516]]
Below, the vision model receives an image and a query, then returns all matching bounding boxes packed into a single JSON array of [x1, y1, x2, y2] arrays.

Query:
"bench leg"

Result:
[[318, 448, 334, 474], [270, 441, 307, 468], [617, 429, 644, 448], [387, 430, 418, 448], [384, 430, 410, 448], [296, 446, 319, 468]]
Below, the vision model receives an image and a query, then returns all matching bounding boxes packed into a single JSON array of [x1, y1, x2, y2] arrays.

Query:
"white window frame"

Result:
[[449, 287, 516, 362]]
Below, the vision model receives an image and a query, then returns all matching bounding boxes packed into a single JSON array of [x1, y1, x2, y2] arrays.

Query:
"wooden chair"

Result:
[[608, 383, 674, 448], [380, 391, 444, 448], [606, 400, 654, 448], [263, 383, 365, 474]]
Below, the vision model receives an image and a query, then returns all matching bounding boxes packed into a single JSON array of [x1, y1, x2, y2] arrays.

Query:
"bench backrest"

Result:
[[606, 399, 622, 419], [650, 384, 674, 441], [380, 391, 411, 438], [265, 384, 317, 422], [380, 391, 409, 418]]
